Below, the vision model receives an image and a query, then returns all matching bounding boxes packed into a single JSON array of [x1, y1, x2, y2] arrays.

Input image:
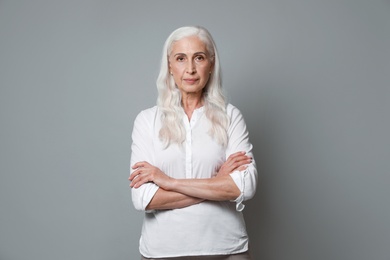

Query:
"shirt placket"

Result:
[[184, 111, 198, 178]]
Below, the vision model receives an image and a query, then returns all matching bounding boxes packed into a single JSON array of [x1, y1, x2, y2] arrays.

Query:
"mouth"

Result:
[[183, 78, 199, 84]]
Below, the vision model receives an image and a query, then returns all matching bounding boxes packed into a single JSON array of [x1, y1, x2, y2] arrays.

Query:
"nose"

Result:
[[186, 60, 196, 74]]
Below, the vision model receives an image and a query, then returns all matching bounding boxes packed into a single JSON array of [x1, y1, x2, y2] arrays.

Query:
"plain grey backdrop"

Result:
[[1, 0, 389, 259]]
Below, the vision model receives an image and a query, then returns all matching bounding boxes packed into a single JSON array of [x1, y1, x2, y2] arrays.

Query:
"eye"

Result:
[[195, 55, 205, 61], [176, 56, 185, 62]]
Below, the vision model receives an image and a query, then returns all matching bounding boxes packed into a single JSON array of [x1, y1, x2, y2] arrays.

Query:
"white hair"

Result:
[[156, 26, 229, 148]]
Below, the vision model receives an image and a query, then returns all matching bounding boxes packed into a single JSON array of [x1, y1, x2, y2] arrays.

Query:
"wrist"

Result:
[[165, 177, 177, 191]]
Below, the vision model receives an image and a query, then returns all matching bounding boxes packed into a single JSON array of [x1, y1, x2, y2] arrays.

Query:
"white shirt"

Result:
[[130, 104, 258, 258]]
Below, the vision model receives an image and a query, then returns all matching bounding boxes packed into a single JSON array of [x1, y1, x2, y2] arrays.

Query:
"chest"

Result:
[[153, 116, 225, 179]]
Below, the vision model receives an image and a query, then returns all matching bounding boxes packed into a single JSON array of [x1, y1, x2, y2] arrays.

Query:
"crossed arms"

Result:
[[129, 151, 251, 210]]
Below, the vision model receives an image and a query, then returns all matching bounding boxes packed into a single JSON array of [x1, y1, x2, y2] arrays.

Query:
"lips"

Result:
[[183, 78, 199, 84]]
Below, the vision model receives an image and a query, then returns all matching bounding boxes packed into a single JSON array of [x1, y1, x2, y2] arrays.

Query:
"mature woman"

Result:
[[129, 26, 258, 260]]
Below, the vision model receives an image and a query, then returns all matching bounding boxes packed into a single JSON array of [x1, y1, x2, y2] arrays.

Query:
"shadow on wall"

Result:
[[243, 116, 268, 259], [239, 90, 273, 259]]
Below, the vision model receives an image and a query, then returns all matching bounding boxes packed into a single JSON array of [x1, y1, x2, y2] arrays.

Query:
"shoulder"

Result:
[[226, 103, 244, 119], [226, 103, 248, 130], [226, 104, 249, 136], [133, 106, 159, 127], [135, 106, 158, 120], [226, 103, 238, 113]]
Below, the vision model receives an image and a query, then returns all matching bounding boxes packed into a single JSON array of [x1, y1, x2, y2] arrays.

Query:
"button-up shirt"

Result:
[[130, 104, 258, 258]]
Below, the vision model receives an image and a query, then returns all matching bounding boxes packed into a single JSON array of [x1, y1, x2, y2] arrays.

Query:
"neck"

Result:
[[181, 92, 204, 120]]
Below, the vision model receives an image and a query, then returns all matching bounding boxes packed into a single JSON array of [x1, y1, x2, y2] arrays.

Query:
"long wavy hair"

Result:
[[156, 26, 229, 148]]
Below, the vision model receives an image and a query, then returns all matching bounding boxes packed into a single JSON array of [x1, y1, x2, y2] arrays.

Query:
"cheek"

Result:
[[200, 63, 212, 74], [171, 65, 185, 75], [200, 67, 211, 79], [172, 74, 182, 87]]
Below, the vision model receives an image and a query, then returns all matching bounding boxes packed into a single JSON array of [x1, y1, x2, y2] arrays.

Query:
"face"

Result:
[[168, 36, 213, 97]]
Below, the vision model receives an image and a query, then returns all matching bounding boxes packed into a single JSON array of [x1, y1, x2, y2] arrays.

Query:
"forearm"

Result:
[[130, 156, 246, 208], [146, 188, 204, 210], [167, 175, 240, 201]]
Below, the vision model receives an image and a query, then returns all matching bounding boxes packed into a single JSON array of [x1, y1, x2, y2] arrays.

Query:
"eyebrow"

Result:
[[173, 52, 208, 57]]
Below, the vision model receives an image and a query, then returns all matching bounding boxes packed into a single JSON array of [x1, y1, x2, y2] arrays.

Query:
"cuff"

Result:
[[229, 169, 246, 212], [131, 183, 159, 213]]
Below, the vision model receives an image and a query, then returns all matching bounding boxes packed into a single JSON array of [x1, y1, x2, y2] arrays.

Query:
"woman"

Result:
[[129, 26, 258, 260]]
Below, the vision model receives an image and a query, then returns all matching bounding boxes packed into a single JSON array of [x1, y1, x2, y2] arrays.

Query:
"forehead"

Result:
[[170, 36, 207, 55]]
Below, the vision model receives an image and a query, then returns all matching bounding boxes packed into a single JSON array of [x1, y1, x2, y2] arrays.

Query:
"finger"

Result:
[[131, 174, 150, 188], [229, 157, 252, 172], [226, 155, 251, 168], [132, 161, 149, 169], [230, 154, 251, 163], [130, 173, 144, 188], [129, 168, 143, 181], [232, 156, 252, 167], [227, 151, 246, 160], [129, 169, 140, 181], [227, 152, 250, 163], [237, 155, 252, 164]]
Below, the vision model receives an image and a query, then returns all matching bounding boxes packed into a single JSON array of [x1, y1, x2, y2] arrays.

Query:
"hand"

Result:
[[129, 161, 173, 189], [217, 151, 252, 177]]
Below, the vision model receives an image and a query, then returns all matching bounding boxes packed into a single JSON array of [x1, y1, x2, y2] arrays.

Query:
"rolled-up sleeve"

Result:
[[227, 105, 258, 211], [130, 110, 159, 212]]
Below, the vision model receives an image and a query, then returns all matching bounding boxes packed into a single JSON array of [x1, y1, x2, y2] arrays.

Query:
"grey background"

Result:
[[0, 0, 389, 259]]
